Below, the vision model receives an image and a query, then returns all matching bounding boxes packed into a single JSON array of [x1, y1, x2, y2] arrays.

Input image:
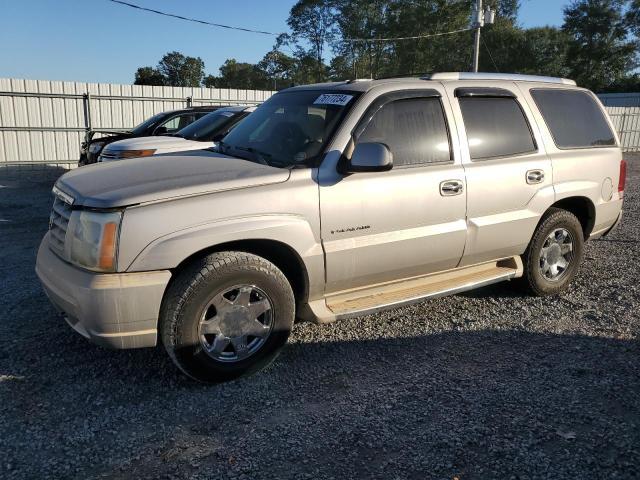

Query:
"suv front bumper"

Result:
[[35, 233, 171, 349]]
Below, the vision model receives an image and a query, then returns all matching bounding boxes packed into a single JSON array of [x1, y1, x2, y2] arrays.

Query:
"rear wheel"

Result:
[[160, 251, 295, 383], [521, 208, 584, 296]]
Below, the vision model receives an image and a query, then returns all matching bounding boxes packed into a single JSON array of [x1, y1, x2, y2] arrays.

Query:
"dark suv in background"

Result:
[[78, 106, 225, 166]]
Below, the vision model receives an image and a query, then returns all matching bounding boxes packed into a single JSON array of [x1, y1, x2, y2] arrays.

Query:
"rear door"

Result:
[[319, 88, 467, 293], [444, 82, 554, 266]]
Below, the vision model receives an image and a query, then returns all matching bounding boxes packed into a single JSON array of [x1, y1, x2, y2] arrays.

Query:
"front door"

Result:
[[319, 90, 467, 294]]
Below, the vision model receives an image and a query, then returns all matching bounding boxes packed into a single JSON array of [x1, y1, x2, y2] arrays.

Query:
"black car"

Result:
[[79, 106, 226, 166]]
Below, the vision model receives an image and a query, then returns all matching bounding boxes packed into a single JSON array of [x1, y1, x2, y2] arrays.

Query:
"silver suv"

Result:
[[36, 73, 626, 382]]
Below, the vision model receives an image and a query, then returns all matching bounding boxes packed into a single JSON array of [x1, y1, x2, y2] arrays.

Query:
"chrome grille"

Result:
[[49, 196, 72, 256]]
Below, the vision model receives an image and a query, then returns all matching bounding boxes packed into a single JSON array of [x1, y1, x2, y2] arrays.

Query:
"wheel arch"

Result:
[[168, 239, 310, 311], [548, 196, 596, 239]]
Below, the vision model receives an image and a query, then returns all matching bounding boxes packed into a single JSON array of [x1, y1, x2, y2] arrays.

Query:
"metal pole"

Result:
[[472, 0, 483, 72], [619, 110, 628, 151], [83, 93, 92, 144]]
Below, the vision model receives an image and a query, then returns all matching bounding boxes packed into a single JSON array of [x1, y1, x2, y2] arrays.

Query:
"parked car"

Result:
[[37, 73, 625, 383], [98, 106, 255, 162], [79, 106, 224, 166]]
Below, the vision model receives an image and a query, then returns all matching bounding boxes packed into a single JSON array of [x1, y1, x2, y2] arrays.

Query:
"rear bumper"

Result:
[[35, 233, 171, 349]]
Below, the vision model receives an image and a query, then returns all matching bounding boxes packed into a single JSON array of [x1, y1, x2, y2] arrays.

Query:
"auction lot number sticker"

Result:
[[313, 94, 354, 106]]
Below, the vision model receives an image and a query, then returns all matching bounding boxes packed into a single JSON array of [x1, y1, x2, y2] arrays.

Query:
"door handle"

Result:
[[526, 169, 545, 184], [440, 180, 464, 196]]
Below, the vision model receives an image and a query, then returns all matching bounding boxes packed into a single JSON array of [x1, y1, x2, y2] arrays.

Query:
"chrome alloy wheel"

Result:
[[539, 228, 574, 282], [198, 285, 274, 362]]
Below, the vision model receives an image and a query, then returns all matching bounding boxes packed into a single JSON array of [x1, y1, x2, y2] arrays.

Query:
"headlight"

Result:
[[67, 210, 122, 272], [103, 149, 156, 160], [88, 141, 105, 153]]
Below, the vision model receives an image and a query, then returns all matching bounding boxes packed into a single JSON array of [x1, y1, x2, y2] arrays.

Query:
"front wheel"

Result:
[[520, 208, 584, 296], [160, 251, 295, 383]]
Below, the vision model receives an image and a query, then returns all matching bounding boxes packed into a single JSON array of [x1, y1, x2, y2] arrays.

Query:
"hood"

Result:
[[103, 135, 208, 151], [56, 150, 291, 208]]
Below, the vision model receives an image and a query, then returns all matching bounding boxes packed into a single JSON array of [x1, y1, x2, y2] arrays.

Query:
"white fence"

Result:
[[0, 78, 638, 168], [599, 93, 640, 152], [0, 78, 274, 166]]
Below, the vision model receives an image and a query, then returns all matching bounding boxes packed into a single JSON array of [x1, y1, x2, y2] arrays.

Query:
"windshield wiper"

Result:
[[235, 146, 272, 159]]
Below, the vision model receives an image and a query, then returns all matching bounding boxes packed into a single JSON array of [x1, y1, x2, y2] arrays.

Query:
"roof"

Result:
[[215, 105, 256, 113], [281, 72, 578, 95]]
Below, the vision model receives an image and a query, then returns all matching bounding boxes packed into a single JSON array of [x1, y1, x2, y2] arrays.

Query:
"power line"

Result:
[[108, 0, 280, 36], [481, 34, 499, 72], [107, 1, 472, 54], [344, 27, 473, 43]]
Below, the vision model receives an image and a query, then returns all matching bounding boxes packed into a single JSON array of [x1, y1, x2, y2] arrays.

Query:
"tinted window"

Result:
[[177, 110, 241, 141], [222, 90, 359, 168], [459, 97, 536, 160], [131, 112, 166, 135], [357, 97, 451, 166], [531, 89, 616, 148]]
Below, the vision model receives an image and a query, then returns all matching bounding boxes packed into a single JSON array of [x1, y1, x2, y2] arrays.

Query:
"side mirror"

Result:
[[154, 126, 168, 135], [343, 142, 393, 173]]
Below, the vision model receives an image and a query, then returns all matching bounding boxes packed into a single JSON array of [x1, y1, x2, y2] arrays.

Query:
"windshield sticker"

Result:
[[313, 94, 353, 106]]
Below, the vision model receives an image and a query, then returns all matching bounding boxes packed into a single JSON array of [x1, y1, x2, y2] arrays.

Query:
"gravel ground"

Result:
[[0, 158, 639, 480]]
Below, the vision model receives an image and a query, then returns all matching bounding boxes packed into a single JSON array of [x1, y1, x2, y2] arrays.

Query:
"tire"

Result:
[[520, 208, 585, 296], [160, 251, 295, 383]]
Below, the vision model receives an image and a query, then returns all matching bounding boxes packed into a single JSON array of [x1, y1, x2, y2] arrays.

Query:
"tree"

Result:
[[133, 52, 206, 87], [210, 59, 270, 90], [258, 50, 296, 89], [563, 0, 637, 91], [627, 0, 640, 36], [286, 0, 337, 81], [518, 27, 571, 77], [134, 66, 165, 86], [157, 51, 205, 87]]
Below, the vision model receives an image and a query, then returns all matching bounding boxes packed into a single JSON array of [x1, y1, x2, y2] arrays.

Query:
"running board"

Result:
[[325, 257, 522, 320]]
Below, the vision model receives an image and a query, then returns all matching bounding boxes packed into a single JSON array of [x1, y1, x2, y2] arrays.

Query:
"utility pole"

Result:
[[472, 0, 483, 73], [471, 0, 495, 72]]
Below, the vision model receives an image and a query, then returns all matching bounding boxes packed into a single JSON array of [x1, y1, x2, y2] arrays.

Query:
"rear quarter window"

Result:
[[530, 89, 616, 149]]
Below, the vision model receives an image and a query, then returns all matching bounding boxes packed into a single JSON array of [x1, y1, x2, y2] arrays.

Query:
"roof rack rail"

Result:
[[422, 72, 577, 86]]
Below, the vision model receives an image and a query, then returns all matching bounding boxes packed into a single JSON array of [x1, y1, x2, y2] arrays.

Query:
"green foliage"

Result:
[[206, 59, 270, 90], [563, 0, 637, 91], [258, 50, 297, 89], [285, 0, 336, 81], [134, 52, 205, 87], [134, 1, 640, 93], [134, 66, 165, 86], [157, 51, 205, 87]]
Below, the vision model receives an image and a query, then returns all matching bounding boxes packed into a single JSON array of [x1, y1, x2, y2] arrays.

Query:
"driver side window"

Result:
[[356, 97, 452, 167]]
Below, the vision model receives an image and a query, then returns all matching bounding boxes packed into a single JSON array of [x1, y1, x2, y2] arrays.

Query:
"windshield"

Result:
[[220, 90, 359, 168], [131, 112, 166, 135], [177, 110, 241, 141]]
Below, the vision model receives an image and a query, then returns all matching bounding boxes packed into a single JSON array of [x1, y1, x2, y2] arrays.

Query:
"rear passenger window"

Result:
[[357, 97, 451, 166], [459, 97, 536, 160], [530, 89, 616, 149]]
